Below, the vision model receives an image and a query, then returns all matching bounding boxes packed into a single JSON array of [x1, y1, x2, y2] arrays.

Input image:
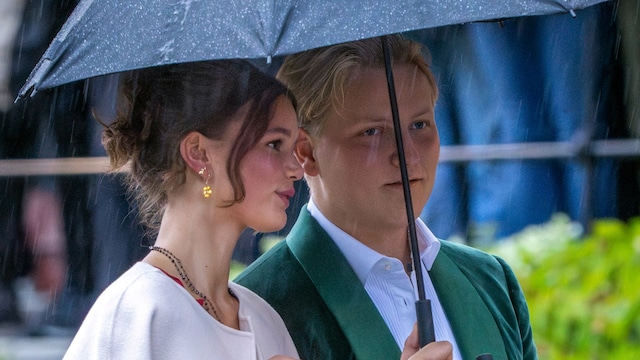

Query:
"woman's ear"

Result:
[[179, 131, 209, 174], [295, 128, 319, 176]]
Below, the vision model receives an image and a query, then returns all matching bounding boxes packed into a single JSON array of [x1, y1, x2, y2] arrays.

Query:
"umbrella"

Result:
[[18, 0, 607, 97], [16, 0, 609, 352]]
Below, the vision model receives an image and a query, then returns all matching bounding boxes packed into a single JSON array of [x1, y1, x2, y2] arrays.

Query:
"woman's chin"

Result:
[[252, 217, 287, 234]]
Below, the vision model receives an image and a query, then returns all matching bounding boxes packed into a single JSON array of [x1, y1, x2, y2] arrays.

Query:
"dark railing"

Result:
[[1, 138, 638, 230], [2, 139, 638, 176]]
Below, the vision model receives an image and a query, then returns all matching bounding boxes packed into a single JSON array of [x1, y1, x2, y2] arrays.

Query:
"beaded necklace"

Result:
[[149, 246, 233, 323]]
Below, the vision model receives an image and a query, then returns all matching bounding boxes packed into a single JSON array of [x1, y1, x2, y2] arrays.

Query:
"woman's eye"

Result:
[[363, 128, 380, 136], [268, 140, 282, 150]]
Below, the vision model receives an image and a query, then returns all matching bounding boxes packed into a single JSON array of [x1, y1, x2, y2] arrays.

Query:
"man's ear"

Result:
[[179, 131, 209, 174], [295, 128, 319, 176]]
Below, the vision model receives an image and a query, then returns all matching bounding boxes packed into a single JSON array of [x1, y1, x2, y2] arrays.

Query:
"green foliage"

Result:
[[229, 235, 283, 281], [229, 259, 248, 281], [488, 215, 640, 359]]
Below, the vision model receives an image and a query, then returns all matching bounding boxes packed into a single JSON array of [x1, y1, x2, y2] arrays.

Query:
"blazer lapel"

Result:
[[430, 251, 508, 359], [287, 208, 400, 360]]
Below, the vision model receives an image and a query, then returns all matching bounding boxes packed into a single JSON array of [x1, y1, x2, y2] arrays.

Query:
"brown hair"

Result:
[[102, 60, 292, 231], [277, 34, 438, 137]]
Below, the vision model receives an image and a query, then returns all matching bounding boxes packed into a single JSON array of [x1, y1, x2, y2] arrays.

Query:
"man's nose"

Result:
[[390, 131, 420, 168]]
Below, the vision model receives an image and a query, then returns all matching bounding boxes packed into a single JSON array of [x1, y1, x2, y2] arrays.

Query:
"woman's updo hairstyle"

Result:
[[102, 60, 292, 231]]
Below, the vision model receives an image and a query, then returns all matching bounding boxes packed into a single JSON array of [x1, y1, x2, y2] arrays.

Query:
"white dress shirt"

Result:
[[308, 199, 462, 360]]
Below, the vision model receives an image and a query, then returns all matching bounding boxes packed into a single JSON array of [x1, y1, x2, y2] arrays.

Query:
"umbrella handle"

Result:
[[416, 300, 436, 346], [418, 300, 495, 360]]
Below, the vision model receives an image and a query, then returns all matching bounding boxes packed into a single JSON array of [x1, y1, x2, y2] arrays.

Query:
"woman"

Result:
[[63, 60, 302, 359]]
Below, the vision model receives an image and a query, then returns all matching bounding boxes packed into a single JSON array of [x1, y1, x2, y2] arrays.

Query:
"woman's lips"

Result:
[[277, 188, 295, 207]]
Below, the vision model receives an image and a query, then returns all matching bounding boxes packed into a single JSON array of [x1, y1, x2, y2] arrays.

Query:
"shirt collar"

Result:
[[306, 199, 441, 285]]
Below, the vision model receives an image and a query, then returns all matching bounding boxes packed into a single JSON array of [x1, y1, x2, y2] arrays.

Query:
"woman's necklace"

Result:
[[149, 246, 231, 323]]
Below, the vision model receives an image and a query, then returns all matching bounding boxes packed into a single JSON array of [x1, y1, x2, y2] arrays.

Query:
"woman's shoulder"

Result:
[[101, 262, 178, 298], [87, 262, 191, 320], [73, 262, 204, 337], [65, 263, 211, 359]]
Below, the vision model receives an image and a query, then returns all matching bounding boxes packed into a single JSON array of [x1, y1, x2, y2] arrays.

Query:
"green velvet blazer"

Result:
[[235, 207, 537, 360]]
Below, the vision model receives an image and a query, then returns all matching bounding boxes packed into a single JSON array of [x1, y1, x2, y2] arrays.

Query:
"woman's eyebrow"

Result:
[[265, 127, 293, 136]]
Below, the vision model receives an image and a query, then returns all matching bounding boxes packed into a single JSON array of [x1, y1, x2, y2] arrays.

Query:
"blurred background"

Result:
[[1, 0, 638, 358]]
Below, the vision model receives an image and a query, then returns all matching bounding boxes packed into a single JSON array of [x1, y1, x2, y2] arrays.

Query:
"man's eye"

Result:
[[363, 128, 380, 136], [413, 121, 428, 129]]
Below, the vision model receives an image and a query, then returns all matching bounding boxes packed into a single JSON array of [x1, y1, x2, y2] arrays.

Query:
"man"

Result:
[[236, 35, 536, 360]]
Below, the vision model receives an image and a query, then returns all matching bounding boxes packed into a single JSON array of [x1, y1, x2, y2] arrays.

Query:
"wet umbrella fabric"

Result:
[[17, 0, 608, 351], [18, 0, 607, 97]]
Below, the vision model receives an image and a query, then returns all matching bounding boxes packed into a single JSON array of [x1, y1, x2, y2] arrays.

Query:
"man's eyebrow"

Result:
[[350, 117, 388, 124], [409, 110, 434, 119]]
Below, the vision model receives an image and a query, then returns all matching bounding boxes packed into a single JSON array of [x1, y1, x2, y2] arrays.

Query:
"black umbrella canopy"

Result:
[[19, 0, 607, 98], [16, 0, 609, 352]]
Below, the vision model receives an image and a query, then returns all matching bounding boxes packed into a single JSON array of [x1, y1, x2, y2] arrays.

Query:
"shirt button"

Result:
[[384, 264, 391, 270]]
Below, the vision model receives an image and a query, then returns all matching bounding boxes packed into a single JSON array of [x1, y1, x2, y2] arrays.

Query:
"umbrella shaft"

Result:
[[381, 35, 435, 347], [380, 36, 426, 300]]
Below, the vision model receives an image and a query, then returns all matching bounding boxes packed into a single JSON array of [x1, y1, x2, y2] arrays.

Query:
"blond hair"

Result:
[[277, 34, 438, 137]]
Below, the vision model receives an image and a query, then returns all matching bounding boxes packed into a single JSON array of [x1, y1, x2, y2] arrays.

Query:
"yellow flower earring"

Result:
[[199, 167, 212, 198]]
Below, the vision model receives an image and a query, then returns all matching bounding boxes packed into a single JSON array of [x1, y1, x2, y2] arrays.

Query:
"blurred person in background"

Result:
[[2, 0, 147, 334], [415, 3, 628, 242], [0, 0, 72, 328]]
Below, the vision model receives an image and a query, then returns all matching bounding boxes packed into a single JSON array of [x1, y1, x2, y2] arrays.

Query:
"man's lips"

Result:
[[388, 178, 423, 186]]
